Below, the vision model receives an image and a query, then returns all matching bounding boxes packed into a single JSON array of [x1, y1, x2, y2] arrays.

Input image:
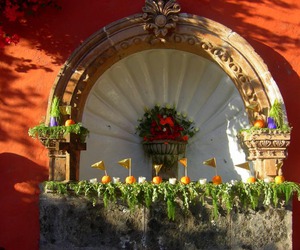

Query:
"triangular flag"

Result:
[[91, 160, 106, 170], [179, 158, 187, 168], [154, 164, 163, 175], [59, 105, 72, 115], [235, 162, 250, 170], [118, 158, 131, 169], [246, 102, 259, 111], [203, 158, 216, 168], [276, 161, 283, 170]]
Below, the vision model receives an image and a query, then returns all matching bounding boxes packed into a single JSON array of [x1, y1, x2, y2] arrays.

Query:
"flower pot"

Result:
[[143, 140, 187, 155]]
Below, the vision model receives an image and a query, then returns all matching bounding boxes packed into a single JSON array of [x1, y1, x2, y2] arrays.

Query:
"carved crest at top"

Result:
[[142, 0, 181, 40]]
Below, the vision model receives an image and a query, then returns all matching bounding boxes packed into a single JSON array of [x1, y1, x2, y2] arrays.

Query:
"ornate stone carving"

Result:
[[238, 130, 291, 179], [142, 0, 181, 40]]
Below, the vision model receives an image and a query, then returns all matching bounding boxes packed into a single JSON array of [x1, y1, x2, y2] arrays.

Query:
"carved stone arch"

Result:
[[48, 13, 282, 125]]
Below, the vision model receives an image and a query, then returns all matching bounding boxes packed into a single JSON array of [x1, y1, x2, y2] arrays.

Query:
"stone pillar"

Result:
[[238, 131, 290, 179]]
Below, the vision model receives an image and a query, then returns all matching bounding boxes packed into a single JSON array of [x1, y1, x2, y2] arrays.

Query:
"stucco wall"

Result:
[[0, 1, 300, 249]]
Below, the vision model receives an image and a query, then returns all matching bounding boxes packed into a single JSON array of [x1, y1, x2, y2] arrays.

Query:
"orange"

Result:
[[65, 119, 75, 126], [275, 175, 285, 184], [212, 175, 222, 185], [101, 175, 111, 184], [125, 175, 136, 184], [152, 176, 162, 184], [247, 176, 256, 183], [180, 176, 191, 184], [253, 119, 265, 128]]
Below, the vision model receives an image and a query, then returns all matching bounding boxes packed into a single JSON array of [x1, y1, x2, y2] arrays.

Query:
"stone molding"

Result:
[[49, 2, 280, 125], [238, 130, 291, 178]]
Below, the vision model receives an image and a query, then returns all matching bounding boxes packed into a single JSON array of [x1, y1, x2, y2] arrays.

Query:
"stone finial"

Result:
[[142, 0, 181, 41]]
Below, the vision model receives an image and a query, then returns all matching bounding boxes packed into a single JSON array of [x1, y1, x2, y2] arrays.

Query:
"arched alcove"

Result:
[[47, 5, 286, 181], [80, 49, 249, 181]]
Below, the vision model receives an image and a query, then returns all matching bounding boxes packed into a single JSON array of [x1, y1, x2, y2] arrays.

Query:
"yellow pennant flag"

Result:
[[235, 162, 250, 170], [154, 164, 163, 175], [179, 158, 187, 168], [246, 102, 259, 111], [91, 160, 106, 170], [276, 161, 283, 170], [118, 158, 131, 169], [203, 157, 216, 168]]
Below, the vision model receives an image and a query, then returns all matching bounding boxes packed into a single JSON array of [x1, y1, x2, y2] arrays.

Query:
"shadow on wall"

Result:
[[0, 153, 48, 250]]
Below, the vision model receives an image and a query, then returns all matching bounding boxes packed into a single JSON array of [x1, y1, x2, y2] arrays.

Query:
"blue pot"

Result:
[[267, 117, 277, 129], [49, 117, 59, 127]]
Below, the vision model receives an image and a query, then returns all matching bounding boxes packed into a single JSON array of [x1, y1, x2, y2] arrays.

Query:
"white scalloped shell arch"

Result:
[[80, 49, 250, 182]]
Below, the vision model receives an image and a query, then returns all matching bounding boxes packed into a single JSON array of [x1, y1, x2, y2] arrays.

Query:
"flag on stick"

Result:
[[154, 164, 163, 176], [118, 158, 132, 176], [179, 158, 187, 168], [235, 162, 250, 170], [246, 102, 259, 111], [203, 157, 217, 175], [203, 158, 216, 168], [276, 161, 283, 170], [91, 160, 105, 170], [179, 158, 188, 176], [91, 160, 107, 175]]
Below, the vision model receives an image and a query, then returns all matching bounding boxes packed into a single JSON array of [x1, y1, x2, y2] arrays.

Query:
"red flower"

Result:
[[160, 116, 174, 127], [182, 135, 189, 141]]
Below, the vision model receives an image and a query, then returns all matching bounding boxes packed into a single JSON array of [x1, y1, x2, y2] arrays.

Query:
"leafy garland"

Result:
[[28, 123, 89, 143], [44, 180, 300, 220]]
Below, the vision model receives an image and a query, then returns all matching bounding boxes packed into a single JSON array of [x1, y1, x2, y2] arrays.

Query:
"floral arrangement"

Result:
[[136, 104, 198, 142]]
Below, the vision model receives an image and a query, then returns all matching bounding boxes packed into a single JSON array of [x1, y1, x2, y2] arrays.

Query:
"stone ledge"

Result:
[[40, 193, 292, 250]]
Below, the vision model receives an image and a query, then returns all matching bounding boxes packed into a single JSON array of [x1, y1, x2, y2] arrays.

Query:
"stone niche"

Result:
[[39, 192, 292, 250]]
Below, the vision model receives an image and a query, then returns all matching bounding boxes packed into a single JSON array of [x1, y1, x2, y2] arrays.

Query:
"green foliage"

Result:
[[50, 96, 61, 118], [28, 123, 89, 143], [43, 180, 300, 221], [269, 99, 285, 129]]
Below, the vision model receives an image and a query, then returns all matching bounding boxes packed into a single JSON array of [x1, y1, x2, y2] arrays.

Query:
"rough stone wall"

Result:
[[40, 193, 292, 250]]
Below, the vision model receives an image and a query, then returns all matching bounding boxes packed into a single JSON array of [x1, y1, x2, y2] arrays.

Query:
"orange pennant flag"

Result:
[[179, 158, 187, 168]]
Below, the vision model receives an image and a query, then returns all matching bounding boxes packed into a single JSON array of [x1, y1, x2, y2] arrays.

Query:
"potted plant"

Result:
[[28, 123, 89, 146], [49, 96, 61, 127], [29, 95, 89, 147], [238, 99, 291, 179]]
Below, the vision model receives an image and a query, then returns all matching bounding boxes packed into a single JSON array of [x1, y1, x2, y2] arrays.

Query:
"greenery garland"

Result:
[[28, 123, 89, 143], [43, 180, 300, 220]]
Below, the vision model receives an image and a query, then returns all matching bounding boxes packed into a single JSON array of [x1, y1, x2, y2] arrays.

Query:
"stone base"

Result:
[[39, 193, 292, 250]]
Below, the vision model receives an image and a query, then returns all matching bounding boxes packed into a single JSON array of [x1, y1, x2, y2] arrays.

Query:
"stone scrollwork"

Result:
[[142, 0, 181, 40], [238, 130, 291, 179]]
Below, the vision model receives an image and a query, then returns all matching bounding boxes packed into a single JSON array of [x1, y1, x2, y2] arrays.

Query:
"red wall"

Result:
[[0, 1, 299, 249]]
